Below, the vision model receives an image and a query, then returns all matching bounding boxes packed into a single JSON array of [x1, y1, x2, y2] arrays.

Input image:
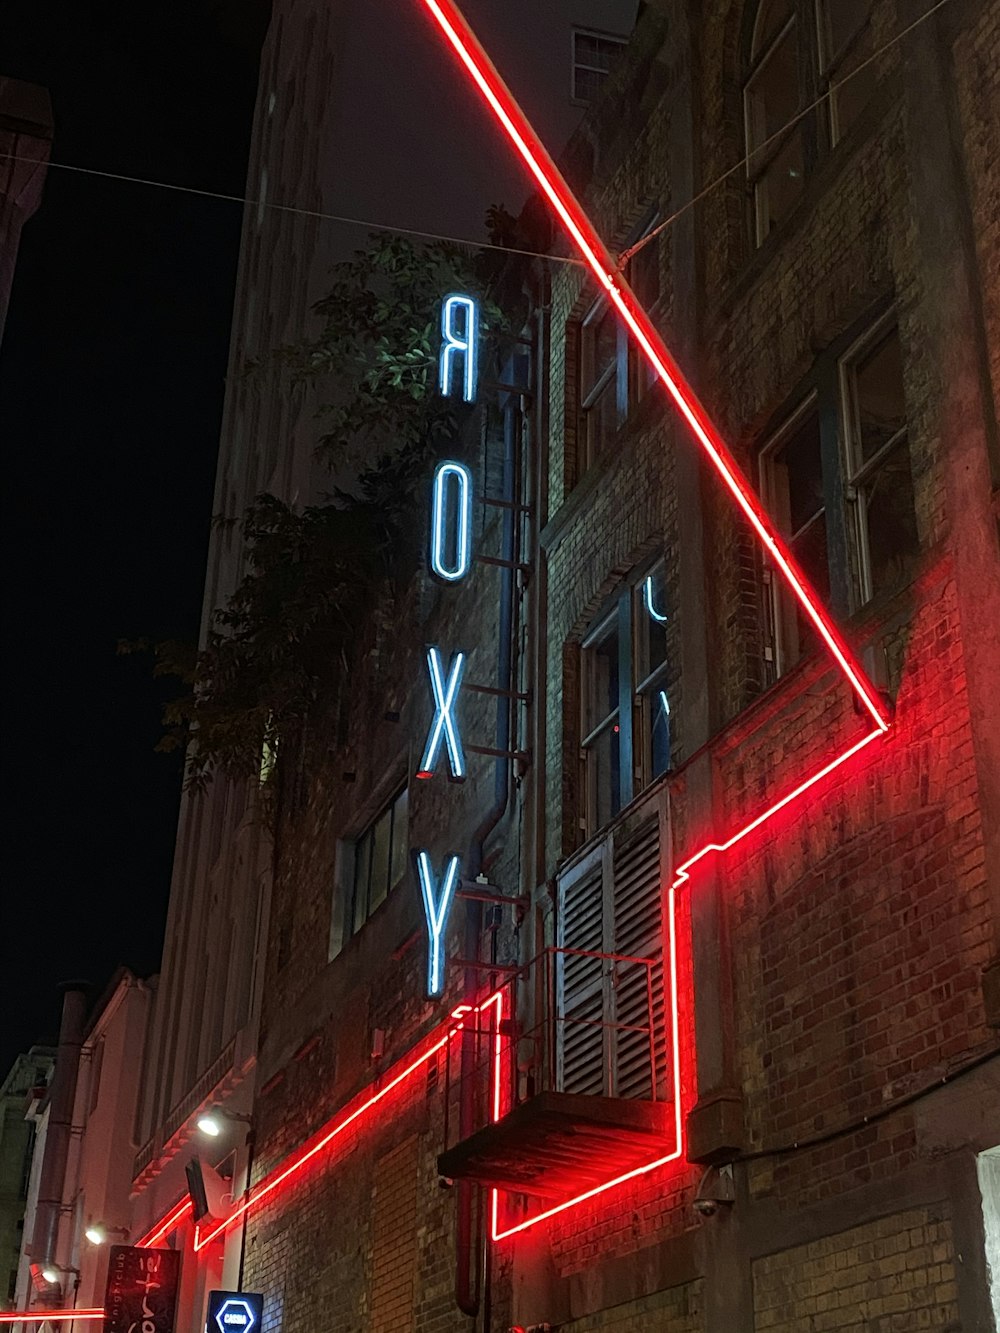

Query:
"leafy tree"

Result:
[[127, 228, 511, 803]]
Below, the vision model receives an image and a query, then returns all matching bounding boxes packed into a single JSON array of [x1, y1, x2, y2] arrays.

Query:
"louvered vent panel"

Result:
[[611, 819, 663, 1100], [559, 858, 606, 1097]]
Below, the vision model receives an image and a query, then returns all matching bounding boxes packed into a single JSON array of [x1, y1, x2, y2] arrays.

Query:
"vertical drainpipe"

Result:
[[31, 981, 89, 1267], [456, 351, 525, 1321]]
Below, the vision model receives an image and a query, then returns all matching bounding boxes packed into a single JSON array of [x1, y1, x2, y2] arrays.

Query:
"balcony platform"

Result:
[[438, 1092, 674, 1199]]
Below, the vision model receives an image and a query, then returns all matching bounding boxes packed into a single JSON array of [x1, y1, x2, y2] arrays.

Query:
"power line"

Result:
[[0, 150, 584, 267], [0, 0, 950, 275]]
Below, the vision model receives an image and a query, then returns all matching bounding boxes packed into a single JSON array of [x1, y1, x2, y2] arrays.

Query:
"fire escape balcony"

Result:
[[438, 944, 677, 1202]]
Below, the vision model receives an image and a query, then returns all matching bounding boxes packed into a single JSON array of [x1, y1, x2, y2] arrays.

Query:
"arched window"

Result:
[[744, 0, 877, 247]]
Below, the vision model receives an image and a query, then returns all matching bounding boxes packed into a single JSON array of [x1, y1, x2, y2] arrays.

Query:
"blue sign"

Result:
[[207, 1292, 263, 1333]]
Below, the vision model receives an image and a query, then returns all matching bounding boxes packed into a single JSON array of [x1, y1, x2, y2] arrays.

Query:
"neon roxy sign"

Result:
[[414, 294, 480, 996]]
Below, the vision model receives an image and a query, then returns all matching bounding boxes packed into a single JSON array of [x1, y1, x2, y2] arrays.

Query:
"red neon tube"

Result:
[[193, 1014, 472, 1251], [135, 1197, 193, 1248], [0, 1314, 104, 1325], [414, 0, 890, 736]]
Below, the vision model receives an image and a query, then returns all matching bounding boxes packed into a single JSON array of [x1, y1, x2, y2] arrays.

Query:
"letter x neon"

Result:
[[418, 647, 466, 780]]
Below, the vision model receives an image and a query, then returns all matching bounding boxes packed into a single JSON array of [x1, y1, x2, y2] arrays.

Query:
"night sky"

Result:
[[0, 0, 266, 1071]]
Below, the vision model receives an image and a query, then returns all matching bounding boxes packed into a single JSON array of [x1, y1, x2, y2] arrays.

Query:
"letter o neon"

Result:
[[430, 461, 473, 582]]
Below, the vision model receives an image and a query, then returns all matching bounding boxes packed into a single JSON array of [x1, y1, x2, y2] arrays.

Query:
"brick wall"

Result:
[[752, 1208, 960, 1331], [563, 1280, 703, 1332]]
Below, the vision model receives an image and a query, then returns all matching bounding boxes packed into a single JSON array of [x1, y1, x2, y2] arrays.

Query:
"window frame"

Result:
[[575, 215, 662, 478], [743, 0, 877, 248], [579, 561, 674, 842], [838, 315, 914, 607], [758, 312, 918, 679], [346, 785, 409, 942], [570, 27, 628, 106]]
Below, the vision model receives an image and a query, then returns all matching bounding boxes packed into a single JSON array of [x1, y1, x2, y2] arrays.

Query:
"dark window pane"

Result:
[[352, 833, 371, 934], [582, 306, 617, 397], [369, 809, 392, 912], [636, 569, 668, 685], [573, 65, 604, 105], [822, 0, 870, 59], [753, 0, 794, 53], [853, 331, 907, 464], [755, 129, 805, 238], [590, 722, 622, 829], [778, 411, 824, 536], [863, 444, 919, 598], [648, 687, 671, 780], [584, 621, 620, 732], [584, 377, 618, 461], [389, 788, 409, 891], [791, 511, 831, 604], [747, 23, 800, 145]]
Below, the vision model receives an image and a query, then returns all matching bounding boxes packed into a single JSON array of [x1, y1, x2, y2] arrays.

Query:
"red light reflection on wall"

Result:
[[0, 1314, 105, 1325], [136, 1197, 193, 1249]]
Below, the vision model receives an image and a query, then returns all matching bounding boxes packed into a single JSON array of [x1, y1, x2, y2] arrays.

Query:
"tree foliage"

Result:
[[129, 228, 509, 801]]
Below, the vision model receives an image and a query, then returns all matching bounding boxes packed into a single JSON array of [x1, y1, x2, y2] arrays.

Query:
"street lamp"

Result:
[[83, 1224, 128, 1247], [196, 1109, 253, 1138]]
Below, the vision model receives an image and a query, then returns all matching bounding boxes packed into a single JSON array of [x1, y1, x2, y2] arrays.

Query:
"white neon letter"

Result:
[[418, 647, 467, 780], [430, 461, 473, 581], [643, 575, 669, 624], [439, 294, 479, 401], [416, 851, 461, 997]]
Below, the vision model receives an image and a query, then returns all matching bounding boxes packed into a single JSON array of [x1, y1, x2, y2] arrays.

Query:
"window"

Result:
[[579, 300, 621, 468], [841, 321, 917, 604], [580, 562, 673, 840], [744, 0, 877, 246], [576, 220, 662, 474], [817, 0, 878, 145], [571, 29, 627, 105], [349, 787, 409, 937], [745, 0, 805, 245], [760, 319, 918, 677]]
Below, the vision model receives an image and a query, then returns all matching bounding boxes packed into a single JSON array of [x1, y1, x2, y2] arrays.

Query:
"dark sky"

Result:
[[0, 0, 266, 1071]]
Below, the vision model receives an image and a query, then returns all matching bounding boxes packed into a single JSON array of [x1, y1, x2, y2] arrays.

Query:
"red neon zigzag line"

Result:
[[178, 6, 896, 1253], [412, 0, 892, 1238], [415, 0, 889, 737], [136, 1196, 194, 1248], [185, 709, 876, 1246], [192, 1005, 482, 1251]]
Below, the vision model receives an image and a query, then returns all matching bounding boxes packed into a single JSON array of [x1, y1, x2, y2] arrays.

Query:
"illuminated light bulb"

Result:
[[197, 1113, 222, 1137], [84, 1225, 105, 1246], [41, 1268, 59, 1285]]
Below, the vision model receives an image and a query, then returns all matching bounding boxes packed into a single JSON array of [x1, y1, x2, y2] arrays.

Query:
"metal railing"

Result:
[[441, 946, 663, 1149]]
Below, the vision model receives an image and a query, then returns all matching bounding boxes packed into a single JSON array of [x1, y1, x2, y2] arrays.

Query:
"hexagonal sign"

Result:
[[207, 1291, 263, 1333]]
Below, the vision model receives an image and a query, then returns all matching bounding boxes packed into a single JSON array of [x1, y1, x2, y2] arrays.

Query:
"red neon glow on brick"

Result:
[[672, 726, 884, 889], [414, 0, 890, 737], [490, 880, 686, 1240], [193, 1019, 471, 1250], [136, 1197, 193, 1249], [0, 1313, 104, 1325]]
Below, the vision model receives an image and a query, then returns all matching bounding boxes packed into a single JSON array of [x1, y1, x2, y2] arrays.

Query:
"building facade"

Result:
[[11, 1, 993, 1330], [177, 1, 997, 1330], [0, 1049, 54, 1310], [0, 75, 51, 345]]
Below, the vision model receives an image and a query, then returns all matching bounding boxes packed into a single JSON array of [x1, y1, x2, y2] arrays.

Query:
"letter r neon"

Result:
[[439, 294, 478, 401]]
